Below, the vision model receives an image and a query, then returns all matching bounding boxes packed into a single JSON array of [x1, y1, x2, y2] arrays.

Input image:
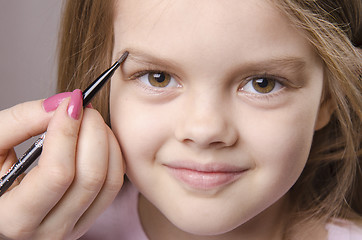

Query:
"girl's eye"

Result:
[[138, 71, 179, 88], [241, 77, 283, 94]]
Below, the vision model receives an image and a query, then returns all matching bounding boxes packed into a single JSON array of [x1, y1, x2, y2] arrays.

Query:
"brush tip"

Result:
[[117, 51, 129, 64]]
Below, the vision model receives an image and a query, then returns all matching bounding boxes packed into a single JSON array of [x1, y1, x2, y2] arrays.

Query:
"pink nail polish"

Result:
[[67, 89, 83, 120], [86, 103, 94, 109], [43, 92, 72, 112]]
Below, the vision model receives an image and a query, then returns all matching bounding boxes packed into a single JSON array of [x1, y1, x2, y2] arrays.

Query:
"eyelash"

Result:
[[128, 70, 182, 96], [129, 70, 289, 98], [238, 74, 287, 97]]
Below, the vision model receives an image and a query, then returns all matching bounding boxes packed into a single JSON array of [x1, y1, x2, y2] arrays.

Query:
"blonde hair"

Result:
[[57, 0, 114, 120], [57, 0, 361, 233], [274, 0, 361, 217]]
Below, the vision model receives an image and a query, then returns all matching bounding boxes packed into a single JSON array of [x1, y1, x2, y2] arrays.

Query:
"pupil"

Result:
[[148, 72, 171, 87], [154, 73, 165, 83], [256, 79, 268, 88]]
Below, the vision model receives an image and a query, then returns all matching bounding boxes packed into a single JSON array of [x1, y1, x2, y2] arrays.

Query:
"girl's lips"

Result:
[[164, 162, 246, 191]]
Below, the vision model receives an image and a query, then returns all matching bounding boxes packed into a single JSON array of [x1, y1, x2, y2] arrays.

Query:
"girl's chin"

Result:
[[160, 206, 252, 237], [170, 218, 241, 236]]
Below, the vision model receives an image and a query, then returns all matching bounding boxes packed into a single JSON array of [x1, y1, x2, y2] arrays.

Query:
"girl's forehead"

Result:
[[113, 0, 318, 70], [115, 0, 282, 32]]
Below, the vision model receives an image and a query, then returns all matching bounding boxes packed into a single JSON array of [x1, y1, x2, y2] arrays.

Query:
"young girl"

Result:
[[0, 0, 360, 239]]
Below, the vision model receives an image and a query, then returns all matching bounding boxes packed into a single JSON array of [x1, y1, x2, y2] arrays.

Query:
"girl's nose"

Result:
[[174, 93, 238, 149]]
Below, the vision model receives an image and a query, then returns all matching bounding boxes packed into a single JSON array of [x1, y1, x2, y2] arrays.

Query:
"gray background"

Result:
[[0, 1, 63, 154], [0, 1, 62, 110]]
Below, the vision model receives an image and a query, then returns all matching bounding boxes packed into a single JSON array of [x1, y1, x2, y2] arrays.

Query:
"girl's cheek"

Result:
[[247, 106, 315, 167]]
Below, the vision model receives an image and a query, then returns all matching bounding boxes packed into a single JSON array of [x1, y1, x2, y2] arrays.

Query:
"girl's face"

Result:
[[110, 0, 329, 236]]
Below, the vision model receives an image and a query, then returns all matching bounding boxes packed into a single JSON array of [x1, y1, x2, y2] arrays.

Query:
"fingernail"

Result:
[[86, 103, 94, 109], [67, 89, 83, 120], [43, 92, 72, 112]]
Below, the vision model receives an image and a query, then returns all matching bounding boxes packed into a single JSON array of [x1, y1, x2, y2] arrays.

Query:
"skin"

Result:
[[111, 0, 332, 239], [0, 96, 124, 238], [0, 0, 334, 239]]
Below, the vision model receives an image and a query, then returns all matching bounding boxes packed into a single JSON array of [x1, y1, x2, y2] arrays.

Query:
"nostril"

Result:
[[210, 138, 238, 149], [210, 141, 228, 149], [181, 137, 237, 149]]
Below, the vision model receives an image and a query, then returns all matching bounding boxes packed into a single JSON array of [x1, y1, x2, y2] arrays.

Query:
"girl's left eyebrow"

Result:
[[243, 57, 307, 73]]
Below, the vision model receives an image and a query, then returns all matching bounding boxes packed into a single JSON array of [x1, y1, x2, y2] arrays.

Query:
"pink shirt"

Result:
[[326, 219, 362, 240], [80, 182, 148, 240], [81, 182, 362, 239]]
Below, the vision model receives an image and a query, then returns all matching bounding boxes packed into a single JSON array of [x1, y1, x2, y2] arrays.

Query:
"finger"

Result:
[[37, 108, 109, 237], [73, 126, 124, 237], [0, 100, 52, 150], [0, 149, 22, 191], [0, 92, 83, 238], [0, 148, 17, 175]]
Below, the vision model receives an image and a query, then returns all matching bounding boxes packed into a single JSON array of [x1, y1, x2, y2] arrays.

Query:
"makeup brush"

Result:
[[0, 51, 129, 197]]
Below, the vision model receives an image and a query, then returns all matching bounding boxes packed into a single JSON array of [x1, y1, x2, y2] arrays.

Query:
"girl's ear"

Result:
[[315, 99, 335, 131]]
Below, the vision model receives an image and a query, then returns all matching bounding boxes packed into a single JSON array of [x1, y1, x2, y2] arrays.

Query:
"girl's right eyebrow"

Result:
[[118, 48, 180, 70]]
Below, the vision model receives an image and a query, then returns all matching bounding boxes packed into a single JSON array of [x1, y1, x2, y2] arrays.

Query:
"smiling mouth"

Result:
[[164, 163, 246, 191]]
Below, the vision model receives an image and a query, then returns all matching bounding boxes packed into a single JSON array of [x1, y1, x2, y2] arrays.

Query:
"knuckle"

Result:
[[8, 104, 34, 138], [34, 225, 70, 240], [1, 224, 34, 240], [82, 109, 106, 131], [47, 120, 79, 145], [104, 174, 124, 193], [79, 170, 106, 192], [9, 103, 24, 124], [45, 167, 74, 192], [58, 124, 79, 140]]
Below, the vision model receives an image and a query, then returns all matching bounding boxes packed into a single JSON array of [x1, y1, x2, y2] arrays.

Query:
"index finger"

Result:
[[0, 100, 53, 150]]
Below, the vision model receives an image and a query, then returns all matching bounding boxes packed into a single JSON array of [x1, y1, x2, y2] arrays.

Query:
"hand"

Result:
[[0, 91, 124, 239]]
